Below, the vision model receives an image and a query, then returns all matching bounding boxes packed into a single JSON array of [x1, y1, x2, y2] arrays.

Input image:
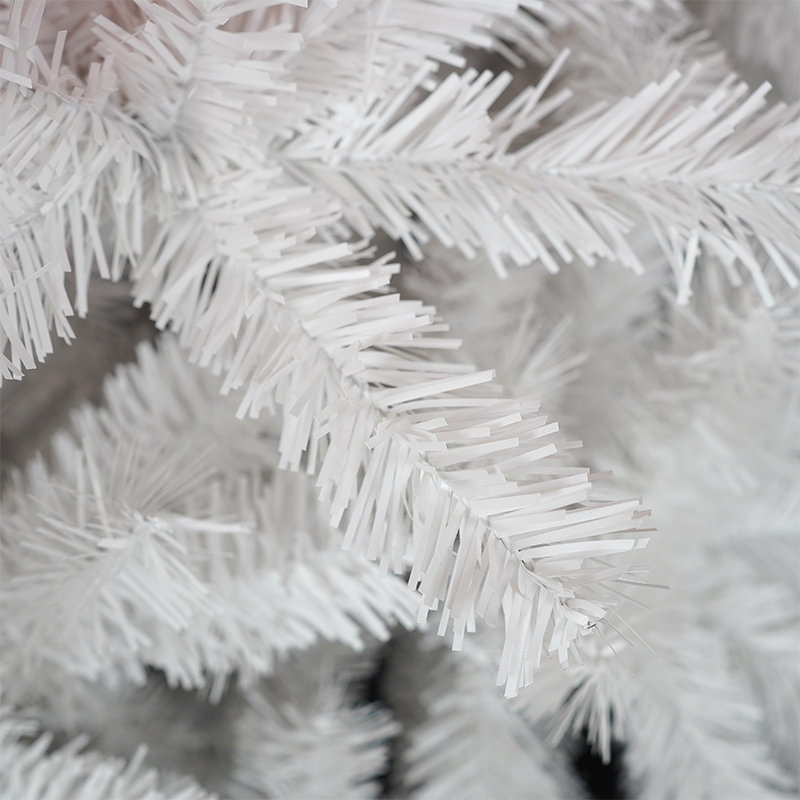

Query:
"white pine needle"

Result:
[[403, 634, 579, 799], [223, 657, 398, 800], [2, 336, 420, 696], [0, 710, 215, 800]]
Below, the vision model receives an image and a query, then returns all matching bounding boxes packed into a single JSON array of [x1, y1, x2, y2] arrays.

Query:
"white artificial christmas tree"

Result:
[[1, 1, 798, 798]]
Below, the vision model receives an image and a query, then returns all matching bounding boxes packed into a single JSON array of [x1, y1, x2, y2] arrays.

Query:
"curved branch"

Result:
[[127, 171, 650, 694], [281, 63, 800, 300]]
